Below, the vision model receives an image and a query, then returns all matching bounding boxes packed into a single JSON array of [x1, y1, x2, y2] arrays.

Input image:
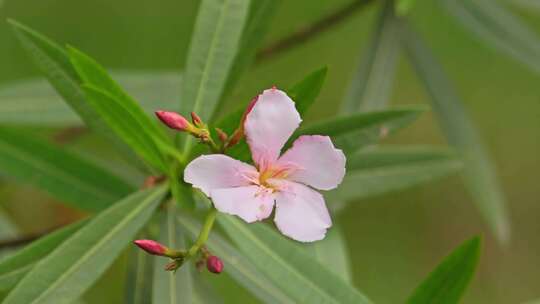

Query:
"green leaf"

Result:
[[442, 0, 540, 75], [400, 22, 511, 244], [152, 202, 193, 304], [223, 0, 280, 96], [124, 233, 154, 304], [295, 107, 426, 155], [192, 275, 223, 304], [81, 85, 169, 172], [395, 0, 417, 16], [0, 71, 182, 126], [0, 127, 134, 212], [3, 186, 167, 304], [287, 66, 328, 115], [67, 47, 170, 145], [181, 0, 251, 122], [6, 20, 145, 169], [180, 0, 251, 153], [0, 220, 86, 295], [329, 145, 462, 204], [406, 236, 481, 304], [342, 0, 400, 112], [177, 213, 293, 304], [305, 227, 353, 283], [218, 215, 373, 304]]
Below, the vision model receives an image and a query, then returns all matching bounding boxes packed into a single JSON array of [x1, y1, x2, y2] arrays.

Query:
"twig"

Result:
[[255, 0, 376, 62]]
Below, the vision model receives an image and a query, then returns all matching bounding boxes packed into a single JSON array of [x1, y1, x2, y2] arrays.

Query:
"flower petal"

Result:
[[184, 154, 257, 196], [244, 88, 301, 167], [273, 181, 332, 242], [278, 135, 346, 190], [211, 186, 275, 223]]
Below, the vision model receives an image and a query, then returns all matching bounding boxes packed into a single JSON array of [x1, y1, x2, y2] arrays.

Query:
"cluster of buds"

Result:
[[155, 110, 211, 143], [133, 240, 223, 274]]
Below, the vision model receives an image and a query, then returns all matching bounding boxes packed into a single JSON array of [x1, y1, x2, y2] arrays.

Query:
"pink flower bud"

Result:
[[191, 112, 203, 127], [133, 239, 167, 256], [206, 255, 224, 274], [155, 110, 192, 131], [215, 128, 228, 143]]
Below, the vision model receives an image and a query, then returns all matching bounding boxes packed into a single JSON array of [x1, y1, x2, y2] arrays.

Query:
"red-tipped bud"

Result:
[[134, 239, 167, 256], [206, 255, 224, 274], [227, 95, 259, 148], [155, 110, 192, 131], [215, 128, 228, 143], [191, 112, 203, 127]]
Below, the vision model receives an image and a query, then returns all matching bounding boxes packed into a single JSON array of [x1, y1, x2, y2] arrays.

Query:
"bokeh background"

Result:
[[0, 0, 539, 303]]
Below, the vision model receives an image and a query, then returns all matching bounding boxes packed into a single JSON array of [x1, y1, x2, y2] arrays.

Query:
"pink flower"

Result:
[[184, 88, 346, 242]]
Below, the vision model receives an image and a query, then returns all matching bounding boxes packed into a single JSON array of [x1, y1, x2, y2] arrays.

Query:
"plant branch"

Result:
[[187, 208, 218, 257], [255, 0, 376, 62]]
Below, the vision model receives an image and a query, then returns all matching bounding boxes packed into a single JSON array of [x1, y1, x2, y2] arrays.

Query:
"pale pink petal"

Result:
[[244, 88, 301, 168], [273, 180, 332, 242], [184, 154, 257, 196], [278, 135, 346, 190], [210, 186, 275, 223]]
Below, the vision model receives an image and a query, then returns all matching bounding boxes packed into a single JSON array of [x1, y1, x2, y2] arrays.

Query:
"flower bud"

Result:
[[134, 239, 167, 256], [155, 111, 193, 131], [227, 95, 259, 148], [191, 112, 203, 127], [215, 128, 228, 143], [206, 255, 224, 274]]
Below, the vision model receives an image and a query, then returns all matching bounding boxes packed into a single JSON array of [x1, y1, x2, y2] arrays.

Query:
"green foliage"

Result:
[[152, 202, 193, 304], [295, 106, 425, 154], [400, 22, 511, 244], [218, 215, 373, 304], [0, 221, 86, 296], [329, 145, 462, 203], [178, 213, 293, 304], [406, 236, 481, 304], [305, 227, 353, 282], [442, 0, 540, 75], [180, 0, 251, 123], [343, 0, 400, 112], [124, 233, 154, 304], [0, 72, 181, 126], [2, 186, 166, 304], [0, 128, 134, 212]]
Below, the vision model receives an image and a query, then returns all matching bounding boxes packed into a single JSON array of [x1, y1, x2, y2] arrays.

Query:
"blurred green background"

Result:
[[0, 0, 539, 303]]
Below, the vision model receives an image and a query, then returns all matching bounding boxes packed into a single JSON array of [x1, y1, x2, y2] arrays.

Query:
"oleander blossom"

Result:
[[184, 88, 346, 242]]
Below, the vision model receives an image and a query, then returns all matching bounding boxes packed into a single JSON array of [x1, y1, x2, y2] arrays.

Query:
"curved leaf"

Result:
[[3, 186, 166, 304]]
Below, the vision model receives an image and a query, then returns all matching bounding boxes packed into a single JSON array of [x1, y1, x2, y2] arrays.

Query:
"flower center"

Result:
[[258, 166, 289, 188]]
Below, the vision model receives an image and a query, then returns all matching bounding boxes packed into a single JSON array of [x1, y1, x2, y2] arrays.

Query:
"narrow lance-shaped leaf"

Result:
[[0, 220, 87, 296], [177, 213, 294, 304], [152, 202, 193, 304], [441, 0, 540, 76], [6, 20, 145, 170], [81, 85, 169, 173], [342, 0, 400, 112], [0, 127, 134, 212], [3, 186, 167, 304], [400, 21, 511, 244], [0, 71, 182, 126], [304, 227, 353, 283], [181, 0, 251, 154], [328, 145, 462, 206], [218, 215, 373, 304], [124, 232, 154, 304], [295, 106, 426, 155], [406, 236, 481, 304]]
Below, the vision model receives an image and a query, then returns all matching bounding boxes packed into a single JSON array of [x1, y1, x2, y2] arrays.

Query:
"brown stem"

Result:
[[255, 0, 376, 63]]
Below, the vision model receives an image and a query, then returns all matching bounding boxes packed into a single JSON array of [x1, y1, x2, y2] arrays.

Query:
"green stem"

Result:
[[187, 208, 218, 257]]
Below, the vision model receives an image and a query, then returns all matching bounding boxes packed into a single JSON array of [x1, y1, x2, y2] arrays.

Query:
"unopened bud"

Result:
[[155, 111, 193, 131], [134, 239, 167, 256], [191, 112, 203, 127], [228, 95, 259, 148], [206, 255, 224, 274], [215, 128, 228, 143]]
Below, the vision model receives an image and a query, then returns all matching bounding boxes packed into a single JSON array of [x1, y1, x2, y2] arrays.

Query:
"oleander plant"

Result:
[[0, 0, 539, 303]]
